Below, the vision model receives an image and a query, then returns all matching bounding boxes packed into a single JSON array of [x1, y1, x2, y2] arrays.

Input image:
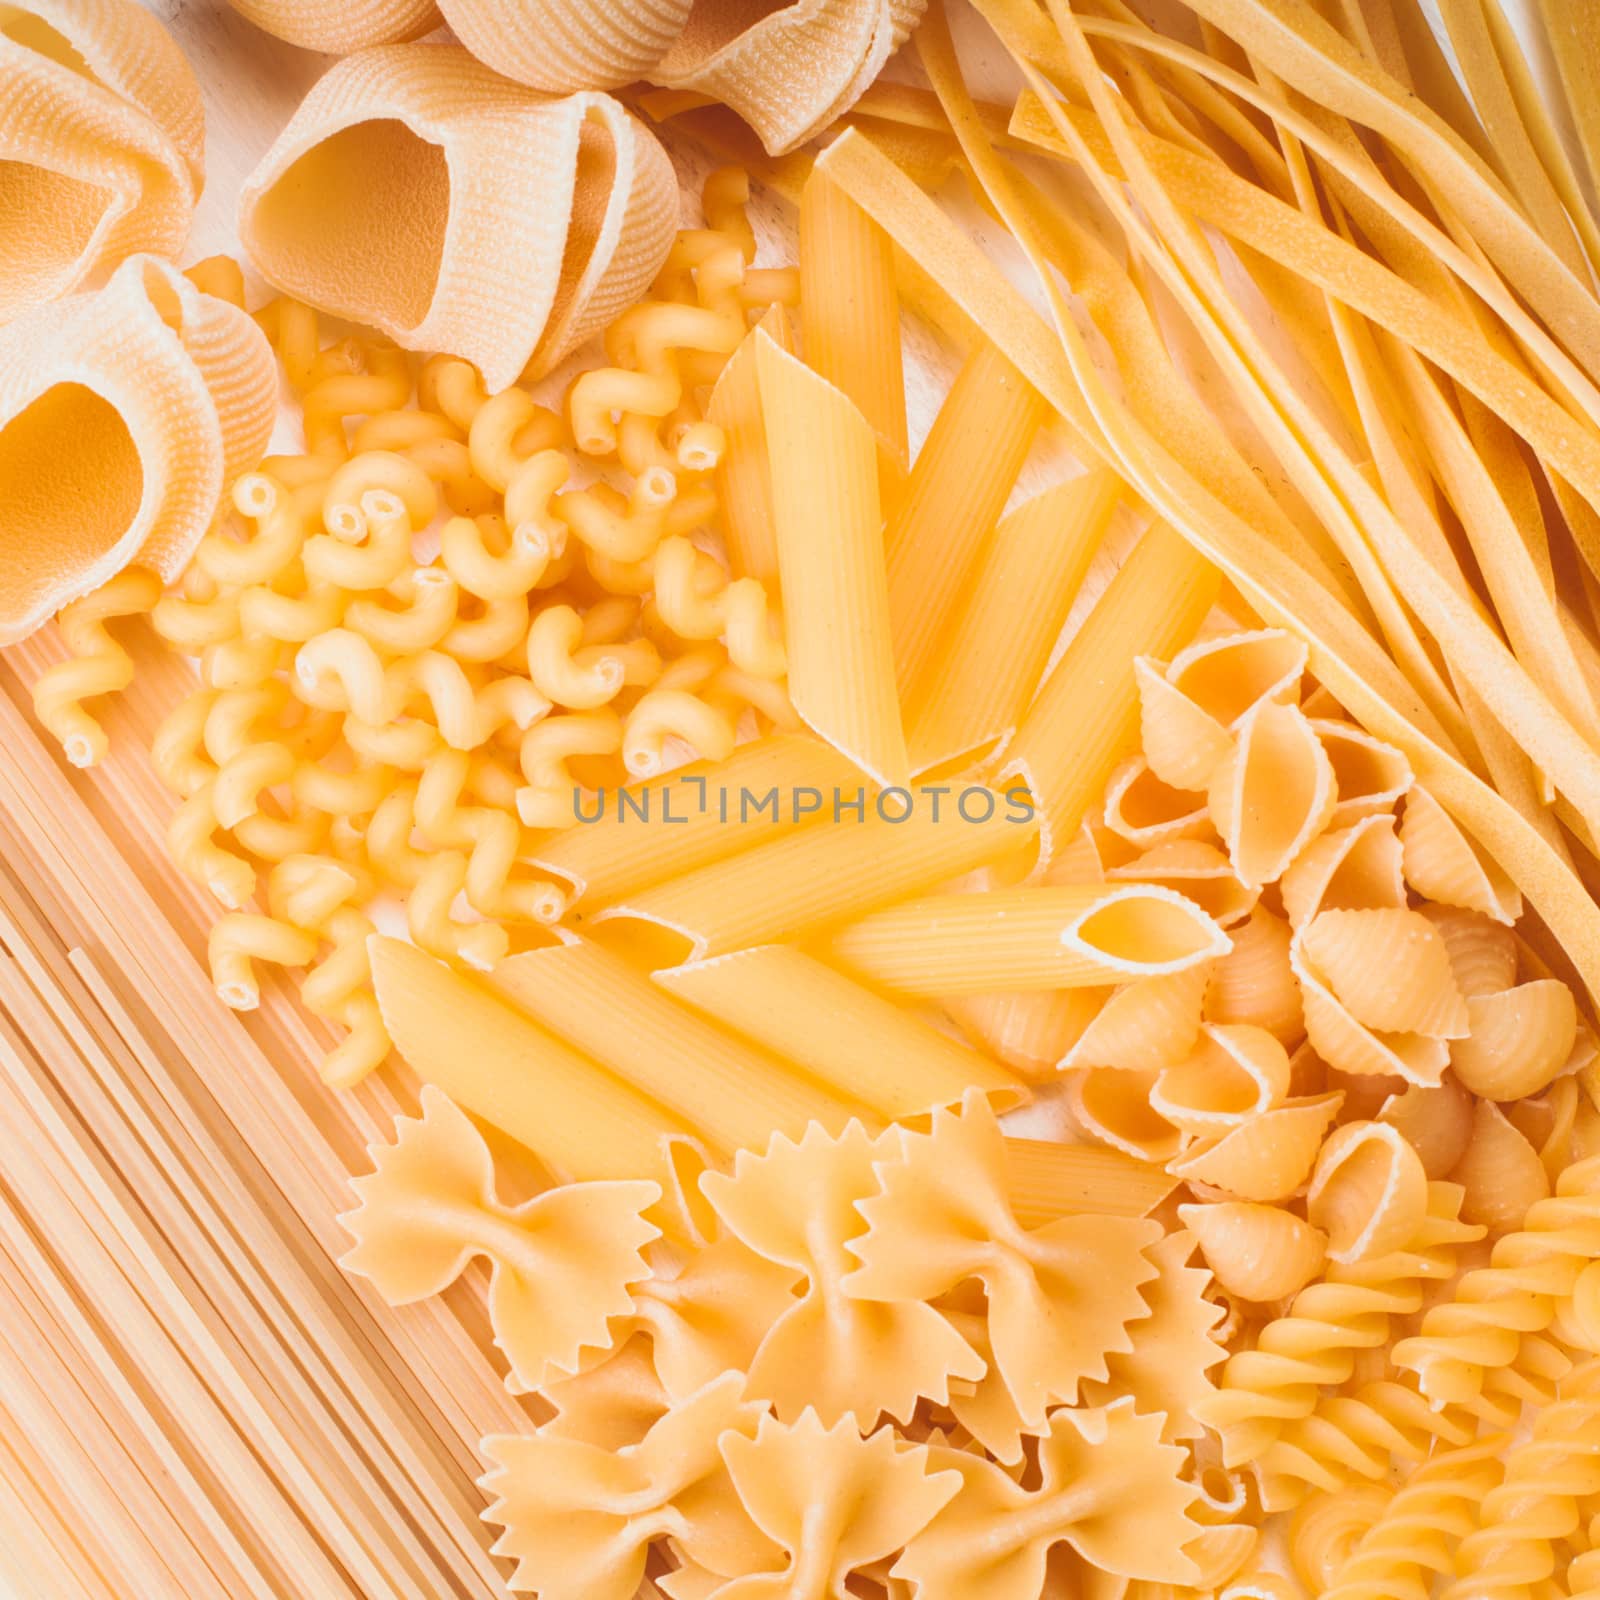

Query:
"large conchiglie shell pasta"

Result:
[[1305, 1120, 1428, 1263], [224, 0, 441, 50], [647, 0, 927, 155], [437, 0, 691, 93], [238, 45, 678, 391], [1, 0, 203, 320], [1299, 908, 1469, 1039], [0, 254, 275, 643], [1180, 1201, 1327, 1302]]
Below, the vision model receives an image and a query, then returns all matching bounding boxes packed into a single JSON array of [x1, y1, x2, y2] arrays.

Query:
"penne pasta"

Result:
[[755, 330, 908, 787], [825, 883, 1231, 997], [907, 471, 1117, 774], [597, 787, 1030, 962], [1001, 1136, 1177, 1229], [886, 341, 1050, 696], [486, 940, 870, 1149], [528, 734, 859, 907], [1000, 521, 1220, 866], [368, 936, 707, 1239], [655, 944, 1026, 1119], [798, 168, 908, 466]]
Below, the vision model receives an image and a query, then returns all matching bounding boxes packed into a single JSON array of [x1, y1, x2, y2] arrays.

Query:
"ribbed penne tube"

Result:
[[907, 472, 1113, 774], [1208, 699, 1337, 892], [368, 935, 707, 1239], [1312, 719, 1413, 826], [1063, 964, 1213, 1073], [224, 0, 440, 49], [529, 734, 859, 906], [1204, 907, 1303, 1044], [435, 0, 691, 91], [1307, 1122, 1430, 1264], [1168, 1094, 1345, 1202], [649, 0, 926, 154], [708, 306, 794, 585], [598, 787, 1030, 962], [1451, 979, 1579, 1101], [1000, 521, 1219, 866], [1152, 1023, 1293, 1137], [0, 0, 201, 320], [1000, 1136, 1176, 1228], [656, 944, 1025, 1119], [1279, 814, 1408, 929], [1399, 784, 1522, 924], [486, 941, 867, 1151], [797, 165, 906, 466], [1181, 1202, 1329, 1302], [825, 882, 1230, 997], [239, 47, 678, 391], [754, 328, 908, 787], [0, 255, 275, 642], [885, 341, 1049, 693]]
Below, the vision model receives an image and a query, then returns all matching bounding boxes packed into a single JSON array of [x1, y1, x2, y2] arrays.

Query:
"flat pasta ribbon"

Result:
[[339, 1086, 660, 1392], [239, 44, 679, 392], [0, 0, 202, 321], [223, 0, 441, 50], [701, 1120, 984, 1425], [0, 252, 275, 643], [845, 1093, 1161, 1423]]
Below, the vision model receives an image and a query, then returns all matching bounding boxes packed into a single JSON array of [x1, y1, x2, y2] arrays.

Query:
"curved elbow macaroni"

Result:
[[441, 511, 564, 602], [208, 912, 318, 1011], [517, 710, 623, 828], [345, 568, 460, 654], [304, 490, 416, 591], [622, 687, 737, 777], [526, 605, 633, 709], [31, 567, 162, 768], [653, 536, 786, 677]]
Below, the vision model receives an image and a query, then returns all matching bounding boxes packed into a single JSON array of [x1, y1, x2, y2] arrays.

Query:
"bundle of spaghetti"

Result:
[[0, 0, 203, 321], [796, 0, 1600, 1011], [1197, 1182, 1485, 1469], [1444, 1359, 1600, 1599]]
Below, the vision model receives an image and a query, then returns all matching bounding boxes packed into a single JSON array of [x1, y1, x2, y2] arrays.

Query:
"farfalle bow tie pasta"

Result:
[[0, 254, 275, 644], [0, 0, 203, 322], [237, 44, 679, 392]]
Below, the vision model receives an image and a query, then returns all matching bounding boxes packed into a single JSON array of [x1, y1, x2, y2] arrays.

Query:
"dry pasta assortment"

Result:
[[8, 0, 1600, 1595]]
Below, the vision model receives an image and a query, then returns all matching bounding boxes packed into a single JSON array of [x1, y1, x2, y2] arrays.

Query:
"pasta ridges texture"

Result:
[[238, 45, 679, 391], [0, 0, 202, 320], [0, 254, 275, 643], [224, 0, 441, 51]]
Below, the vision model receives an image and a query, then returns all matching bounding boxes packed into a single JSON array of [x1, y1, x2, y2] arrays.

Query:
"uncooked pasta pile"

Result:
[[7, 0, 1600, 1595]]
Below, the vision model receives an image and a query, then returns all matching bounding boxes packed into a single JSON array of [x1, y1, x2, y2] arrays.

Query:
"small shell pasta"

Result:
[[1170, 628, 1307, 727], [1447, 1099, 1551, 1232], [1103, 757, 1212, 849], [1451, 980, 1579, 1101], [1109, 839, 1259, 927], [1151, 1024, 1292, 1136], [1306, 1122, 1429, 1263], [1418, 903, 1519, 998], [1398, 785, 1521, 924], [1167, 1093, 1344, 1202], [1180, 1201, 1328, 1302], [1279, 814, 1408, 929], [1208, 700, 1336, 891], [1135, 655, 1234, 791], [1067, 1066, 1182, 1162], [1378, 1076, 1476, 1179], [1298, 909, 1469, 1039], [1310, 719, 1412, 826], [1064, 964, 1213, 1074], [1204, 907, 1303, 1045]]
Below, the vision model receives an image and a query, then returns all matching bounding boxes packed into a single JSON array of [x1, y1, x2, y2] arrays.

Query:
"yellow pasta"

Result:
[[1151, 1024, 1292, 1137], [1001, 1137, 1176, 1228], [1398, 784, 1522, 925], [1065, 965, 1214, 1074], [1452, 979, 1579, 1101], [826, 883, 1230, 997], [885, 340, 1049, 694], [754, 329, 908, 787], [1180, 1202, 1328, 1303], [1168, 1094, 1344, 1202], [1104, 759, 1213, 850], [224, 0, 439, 49], [1312, 719, 1413, 827], [656, 943, 1024, 1119], [908, 471, 1115, 774], [1299, 908, 1470, 1039], [1279, 814, 1408, 930], [1447, 1098, 1552, 1234], [1306, 1122, 1430, 1264], [1109, 839, 1259, 928], [1204, 907, 1303, 1044], [599, 786, 1027, 962], [1068, 1067, 1183, 1163], [1000, 521, 1219, 865], [486, 940, 868, 1151]]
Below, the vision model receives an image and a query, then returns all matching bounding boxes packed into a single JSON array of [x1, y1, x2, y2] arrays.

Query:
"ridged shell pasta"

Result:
[[1446, 1099, 1551, 1232], [1151, 1023, 1292, 1136], [1181, 1201, 1328, 1302], [1103, 757, 1212, 849], [0, 254, 275, 642], [1311, 719, 1413, 826], [1208, 700, 1336, 891], [1451, 979, 1579, 1100], [1398, 785, 1522, 924], [0, 0, 202, 320], [1065, 964, 1213, 1074], [1167, 1093, 1344, 1202], [223, 0, 441, 50], [1298, 909, 1470, 1039], [1204, 907, 1303, 1045], [1278, 814, 1408, 929], [1306, 1121, 1429, 1263], [238, 46, 678, 391], [1108, 838, 1259, 927]]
